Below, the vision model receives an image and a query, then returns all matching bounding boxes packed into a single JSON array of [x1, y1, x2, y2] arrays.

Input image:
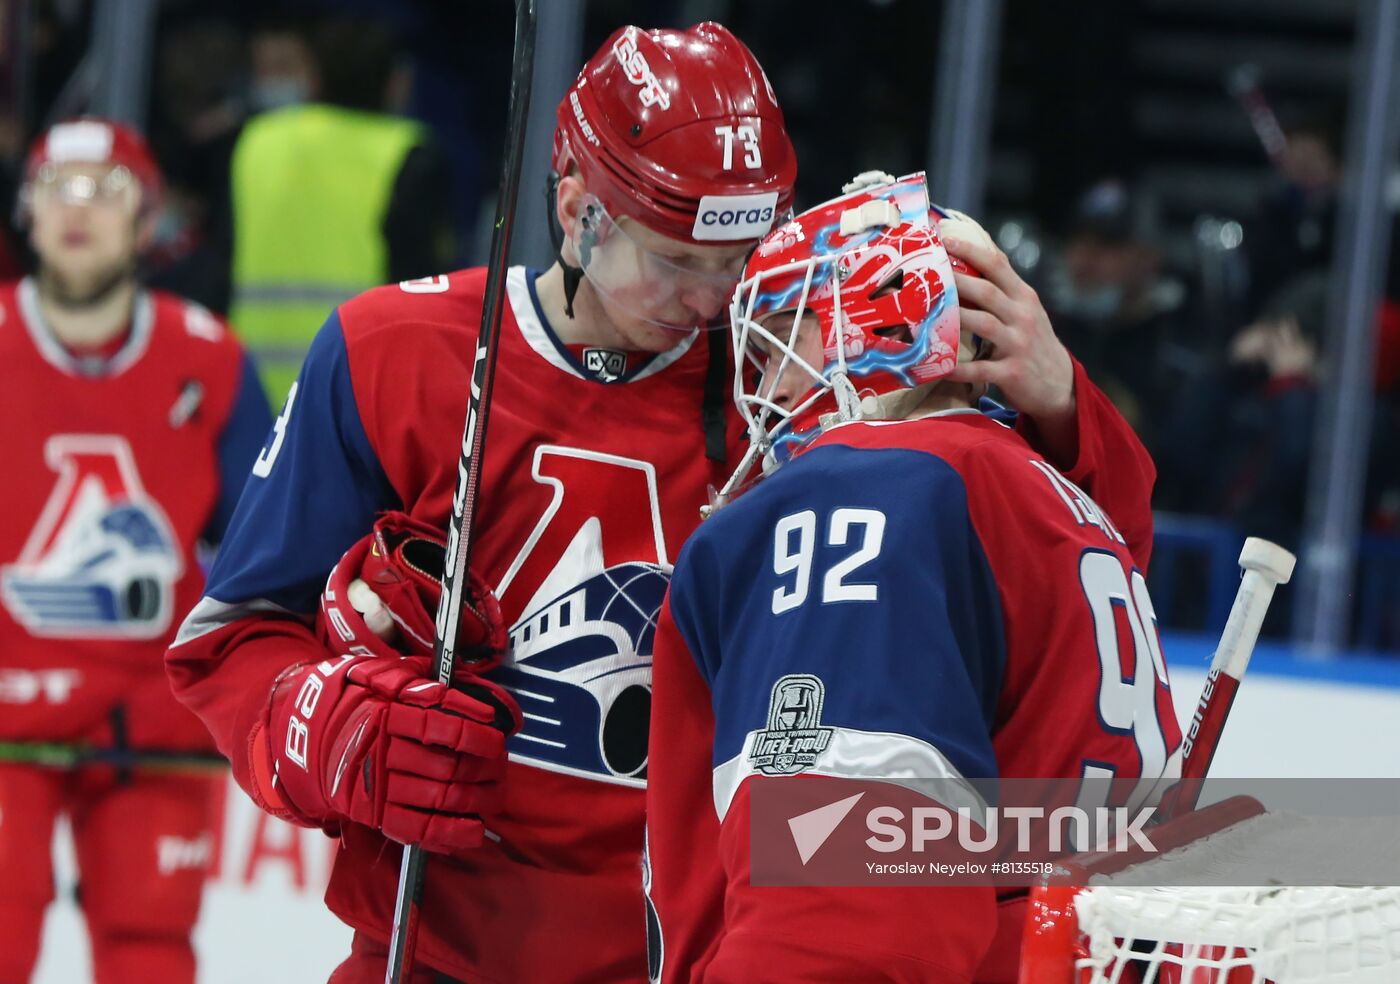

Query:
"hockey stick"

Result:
[[384, 1, 537, 981], [1157, 537, 1296, 820], [0, 740, 227, 773]]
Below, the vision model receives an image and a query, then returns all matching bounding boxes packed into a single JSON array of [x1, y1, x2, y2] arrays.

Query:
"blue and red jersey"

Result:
[[645, 411, 1182, 984], [0, 277, 269, 751], [166, 263, 1161, 982], [168, 267, 740, 982]]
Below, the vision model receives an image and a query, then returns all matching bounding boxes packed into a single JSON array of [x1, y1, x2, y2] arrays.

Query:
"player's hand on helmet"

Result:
[[267, 652, 521, 857], [939, 219, 1077, 424]]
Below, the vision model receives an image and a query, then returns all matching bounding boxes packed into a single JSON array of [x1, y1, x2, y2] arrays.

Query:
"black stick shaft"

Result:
[[385, 2, 537, 980]]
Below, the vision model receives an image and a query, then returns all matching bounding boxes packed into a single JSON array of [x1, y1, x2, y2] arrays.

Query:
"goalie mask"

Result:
[[723, 172, 976, 498]]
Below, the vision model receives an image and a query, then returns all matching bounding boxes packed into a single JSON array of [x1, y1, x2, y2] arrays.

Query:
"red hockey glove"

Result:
[[267, 652, 521, 856], [319, 511, 508, 670]]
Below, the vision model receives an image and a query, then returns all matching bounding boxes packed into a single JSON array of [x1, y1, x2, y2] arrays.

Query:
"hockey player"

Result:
[[0, 119, 272, 983], [643, 174, 1183, 984], [166, 26, 1159, 984]]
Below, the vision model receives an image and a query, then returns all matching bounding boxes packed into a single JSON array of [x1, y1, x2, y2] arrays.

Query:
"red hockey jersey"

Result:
[[0, 276, 270, 751], [645, 413, 1183, 984], [167, 265, 1160, 982]]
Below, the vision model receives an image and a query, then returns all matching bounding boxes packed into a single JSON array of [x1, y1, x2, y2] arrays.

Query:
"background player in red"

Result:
[[166, 25, 1159, 983], [0, 118, 272, 984], [644, 174, 1183, 984]]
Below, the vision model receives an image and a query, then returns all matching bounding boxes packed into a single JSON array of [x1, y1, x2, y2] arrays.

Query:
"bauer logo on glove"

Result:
[[251, 512, 521, 857], [265, 647, 522, 856], [249, 512, 523, 856]]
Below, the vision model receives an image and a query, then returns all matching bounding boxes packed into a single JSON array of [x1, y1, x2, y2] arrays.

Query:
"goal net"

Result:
[[1024, 805, 1400, 983]]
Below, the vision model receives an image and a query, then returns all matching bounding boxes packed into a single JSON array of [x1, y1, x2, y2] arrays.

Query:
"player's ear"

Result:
[[555, 173, 586, 239], [554, 172, 589, 267]]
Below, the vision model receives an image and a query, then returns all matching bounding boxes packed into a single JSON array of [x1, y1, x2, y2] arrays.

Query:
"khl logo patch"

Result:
[[582, 347, 627, 382]]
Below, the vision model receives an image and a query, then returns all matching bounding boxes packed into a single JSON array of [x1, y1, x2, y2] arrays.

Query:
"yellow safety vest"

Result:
[[230, 103, 424, 405]]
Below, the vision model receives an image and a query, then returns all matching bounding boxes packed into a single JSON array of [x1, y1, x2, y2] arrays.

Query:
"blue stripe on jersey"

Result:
[[203, 311, 400, 612], [667, 440, 1006, 782], [204, 352, 274, 546]]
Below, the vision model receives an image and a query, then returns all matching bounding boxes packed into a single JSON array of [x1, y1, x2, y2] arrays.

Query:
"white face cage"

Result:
[[717, 247, 871, 508]]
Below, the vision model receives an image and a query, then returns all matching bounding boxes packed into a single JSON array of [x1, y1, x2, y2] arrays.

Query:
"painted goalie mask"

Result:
[[720, 171, 971, 502]]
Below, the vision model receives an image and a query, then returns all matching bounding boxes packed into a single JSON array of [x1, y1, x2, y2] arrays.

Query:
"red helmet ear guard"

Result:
[[552, 22, 796, 246], [19, 117, 165, 223]]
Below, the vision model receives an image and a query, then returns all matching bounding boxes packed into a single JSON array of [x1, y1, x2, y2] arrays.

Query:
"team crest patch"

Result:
[[750, 674, 834, 776], [1, 435, 183, 639], [582, 347, 627, 382]]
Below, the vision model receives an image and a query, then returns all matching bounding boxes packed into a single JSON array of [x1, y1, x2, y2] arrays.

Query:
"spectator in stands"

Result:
[[1186, 272, 1325, 548], [1044, 179, 1204, 463], [1238, 101, 1400, 541], [1242, 110, 1342, 320], [226, 14, 454, 405], [1366, 299, 1400, 533]]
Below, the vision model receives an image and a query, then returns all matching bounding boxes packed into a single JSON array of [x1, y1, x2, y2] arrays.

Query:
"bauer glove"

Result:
[[264, 511, 519, 855], [266, 652, 520, 855]]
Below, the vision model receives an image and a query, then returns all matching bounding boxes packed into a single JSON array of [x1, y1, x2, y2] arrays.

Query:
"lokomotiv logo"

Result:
[[693, 192, 780, 241], [2, 435, 183, 639]]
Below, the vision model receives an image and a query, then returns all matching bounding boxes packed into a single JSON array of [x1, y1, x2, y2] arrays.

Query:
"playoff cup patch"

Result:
[[750, 674, 834, 776]]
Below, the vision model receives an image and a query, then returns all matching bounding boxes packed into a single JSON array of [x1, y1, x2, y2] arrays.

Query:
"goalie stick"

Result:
[[1022, 539, 1296, 982], [384, 1, 537, 980], [1156, 536, 1296, 820]]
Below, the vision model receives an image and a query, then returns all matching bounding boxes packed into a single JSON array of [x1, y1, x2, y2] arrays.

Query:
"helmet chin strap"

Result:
[[545, 171, 584, 318]]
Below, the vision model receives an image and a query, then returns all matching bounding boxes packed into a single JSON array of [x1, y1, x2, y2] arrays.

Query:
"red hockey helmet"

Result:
[[554, 22, 796, 246], [19, 117, 165, 222], [722, 172, 990, 496]]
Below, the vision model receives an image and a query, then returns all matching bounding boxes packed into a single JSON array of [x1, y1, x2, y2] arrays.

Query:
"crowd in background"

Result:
[[1046, 124, 1400, 552], [1013, 113, 1400, 642], [1, 0, 1397, 645]]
